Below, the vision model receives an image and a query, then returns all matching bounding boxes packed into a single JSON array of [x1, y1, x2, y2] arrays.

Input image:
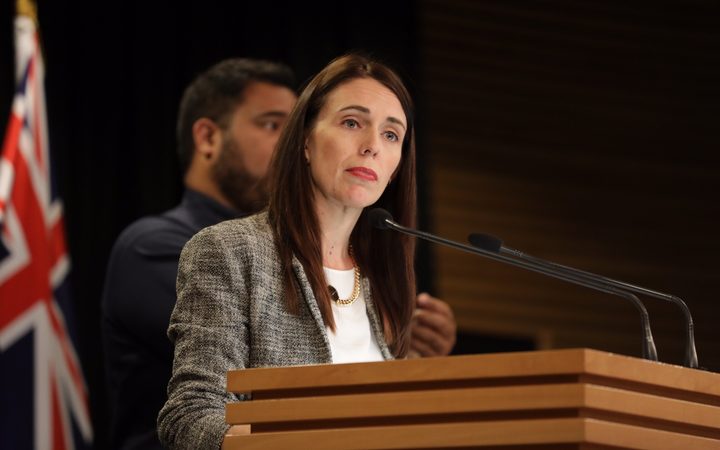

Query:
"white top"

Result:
[[323, 267, 384, 364]]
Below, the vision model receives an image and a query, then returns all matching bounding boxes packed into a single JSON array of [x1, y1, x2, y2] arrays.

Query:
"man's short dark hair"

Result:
[[176, 58, 296, 174]]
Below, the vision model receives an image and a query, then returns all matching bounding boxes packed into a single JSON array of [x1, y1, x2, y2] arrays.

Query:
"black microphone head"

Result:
[[367, 208, 393, 230], [468, 233, 503, 253]]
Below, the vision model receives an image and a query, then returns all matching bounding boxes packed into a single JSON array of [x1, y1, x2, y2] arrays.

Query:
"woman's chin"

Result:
[[341, 187, 384, 208], [345, 194, 383, 210]]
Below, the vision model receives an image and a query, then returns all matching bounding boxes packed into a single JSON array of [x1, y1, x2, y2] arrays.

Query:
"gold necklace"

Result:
[[328, 246, 360, 306]]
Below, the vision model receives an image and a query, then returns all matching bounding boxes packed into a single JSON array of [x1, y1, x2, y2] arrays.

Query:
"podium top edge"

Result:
[[226, 348, 720, 397]]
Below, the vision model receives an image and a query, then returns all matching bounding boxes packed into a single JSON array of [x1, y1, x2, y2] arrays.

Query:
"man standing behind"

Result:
[[101, 58, 456, 450]]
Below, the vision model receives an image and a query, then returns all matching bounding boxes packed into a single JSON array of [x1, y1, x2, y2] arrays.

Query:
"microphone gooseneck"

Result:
[[469, 232, 697, 369], [368, 208, 660, 363]]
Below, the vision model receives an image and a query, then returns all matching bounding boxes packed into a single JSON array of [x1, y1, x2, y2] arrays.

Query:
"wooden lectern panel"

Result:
[[224, 419, 719, 449], [222, 349, 720, 449]]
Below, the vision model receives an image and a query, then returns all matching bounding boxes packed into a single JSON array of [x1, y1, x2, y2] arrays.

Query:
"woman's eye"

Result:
[[342, 119, 359, 128], [384, 131, 399, 142]]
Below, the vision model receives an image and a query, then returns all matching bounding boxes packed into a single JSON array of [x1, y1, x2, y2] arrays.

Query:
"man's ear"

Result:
[[192, 118, 222, 162]]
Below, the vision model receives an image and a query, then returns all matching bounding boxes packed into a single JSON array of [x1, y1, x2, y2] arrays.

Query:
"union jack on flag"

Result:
[[0, 1, 93, 449]]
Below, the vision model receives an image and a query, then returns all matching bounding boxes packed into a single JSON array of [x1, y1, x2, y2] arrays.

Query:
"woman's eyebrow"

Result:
[[339, 105, 406, 130]]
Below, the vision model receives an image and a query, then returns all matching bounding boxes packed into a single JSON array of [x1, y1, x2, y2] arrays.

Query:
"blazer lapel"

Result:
[[362, 277, 394, 360], [291, 256, 332, 362]]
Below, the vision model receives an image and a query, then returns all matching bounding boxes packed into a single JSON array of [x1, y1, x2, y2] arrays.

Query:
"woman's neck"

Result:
[[314, 197, 361, 270]]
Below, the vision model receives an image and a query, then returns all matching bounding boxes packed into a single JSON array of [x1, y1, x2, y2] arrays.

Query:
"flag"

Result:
[[0, 0, 93, 448]]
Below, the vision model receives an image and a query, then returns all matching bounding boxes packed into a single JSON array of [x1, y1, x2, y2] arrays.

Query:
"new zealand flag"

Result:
[[0, 2, 93, 449]]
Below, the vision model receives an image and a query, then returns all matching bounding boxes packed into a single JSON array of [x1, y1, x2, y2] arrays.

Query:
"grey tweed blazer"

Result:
[[157, 211, 392, 450]]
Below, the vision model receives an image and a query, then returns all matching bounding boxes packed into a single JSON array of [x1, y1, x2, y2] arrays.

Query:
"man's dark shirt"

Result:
[[101, 189, 241, 450]]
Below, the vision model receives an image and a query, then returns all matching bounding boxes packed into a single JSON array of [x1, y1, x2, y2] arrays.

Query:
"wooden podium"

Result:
[[223, 348, 720, 449]]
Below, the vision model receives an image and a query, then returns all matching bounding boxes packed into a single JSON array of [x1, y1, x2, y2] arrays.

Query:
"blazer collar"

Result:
[[291, 255, 333, 362]]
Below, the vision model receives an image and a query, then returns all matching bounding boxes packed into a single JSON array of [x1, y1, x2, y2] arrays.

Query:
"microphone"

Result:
[[368, 208, 658, 362], [368, 208, 393, 230], [469, 233, 698, 369]]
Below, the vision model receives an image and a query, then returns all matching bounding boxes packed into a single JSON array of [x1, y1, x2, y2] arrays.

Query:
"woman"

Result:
[[157, 53, 417, 449]]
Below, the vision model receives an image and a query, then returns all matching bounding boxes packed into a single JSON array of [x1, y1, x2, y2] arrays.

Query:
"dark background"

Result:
[[2, 1, 718, 449]]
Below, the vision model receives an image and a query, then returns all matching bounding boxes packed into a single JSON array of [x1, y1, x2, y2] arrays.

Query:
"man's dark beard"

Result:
[[212, 137, 269, 214]]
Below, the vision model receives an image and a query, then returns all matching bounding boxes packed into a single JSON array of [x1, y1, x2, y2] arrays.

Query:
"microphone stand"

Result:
[[469, 233, 697, 369], [371, 211, 658, 362]]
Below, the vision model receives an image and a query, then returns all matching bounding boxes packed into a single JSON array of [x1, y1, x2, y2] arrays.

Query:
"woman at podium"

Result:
[[157, 53, 418, 449]]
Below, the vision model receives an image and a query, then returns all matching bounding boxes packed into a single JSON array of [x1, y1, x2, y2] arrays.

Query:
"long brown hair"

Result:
[[267, 53, 417, 357]]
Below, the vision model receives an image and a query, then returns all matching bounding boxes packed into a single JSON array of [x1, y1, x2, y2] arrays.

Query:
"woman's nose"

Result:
[[360, 132, 381, 156]]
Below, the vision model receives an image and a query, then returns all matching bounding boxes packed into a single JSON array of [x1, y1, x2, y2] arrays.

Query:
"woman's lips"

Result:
[[346, 167, 378, 181]]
